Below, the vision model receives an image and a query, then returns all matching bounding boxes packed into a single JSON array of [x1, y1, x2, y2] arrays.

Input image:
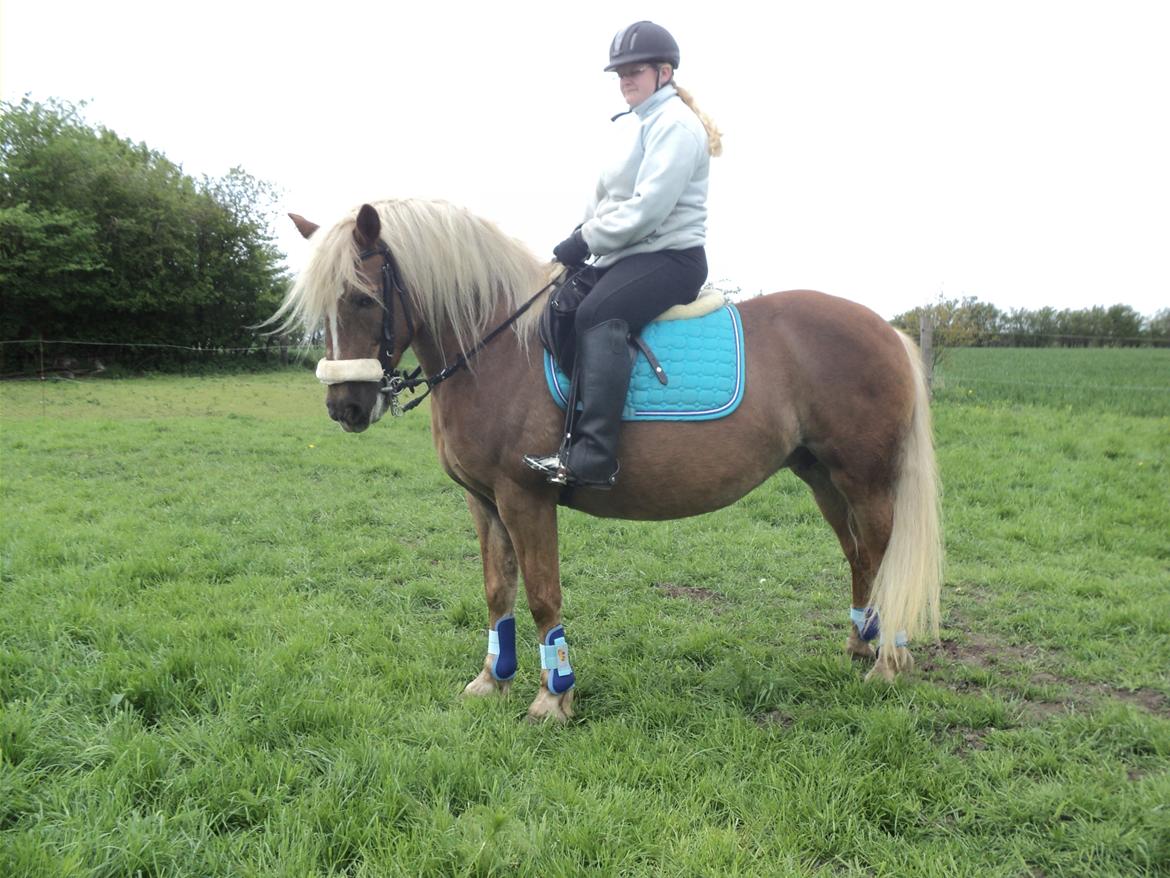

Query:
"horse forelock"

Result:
[[274, 199, 555, 358], [271, 216, 370, 336]]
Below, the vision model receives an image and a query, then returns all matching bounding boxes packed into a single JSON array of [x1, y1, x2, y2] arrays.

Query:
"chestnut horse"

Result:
[[274, 199, 942, 722]]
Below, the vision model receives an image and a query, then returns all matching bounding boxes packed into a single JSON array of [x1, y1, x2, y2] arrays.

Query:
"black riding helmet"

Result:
[[605, 21, 680, 71]]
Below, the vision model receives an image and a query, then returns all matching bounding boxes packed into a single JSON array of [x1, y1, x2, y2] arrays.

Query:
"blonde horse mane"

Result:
[[273, 199, 557, 359]]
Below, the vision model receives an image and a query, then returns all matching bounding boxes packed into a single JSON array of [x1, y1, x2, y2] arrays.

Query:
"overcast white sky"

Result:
[[3, 0, 1167, 319]]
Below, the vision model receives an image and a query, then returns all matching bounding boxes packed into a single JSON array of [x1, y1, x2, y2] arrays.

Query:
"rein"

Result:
[[337, 244, 557, 416]]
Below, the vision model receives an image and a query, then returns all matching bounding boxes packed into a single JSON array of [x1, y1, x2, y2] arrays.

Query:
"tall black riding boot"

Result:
[[561, 318, 634, 489]]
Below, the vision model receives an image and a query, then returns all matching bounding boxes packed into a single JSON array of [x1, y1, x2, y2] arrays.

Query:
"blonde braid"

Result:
[[674, 83, 723, 157]]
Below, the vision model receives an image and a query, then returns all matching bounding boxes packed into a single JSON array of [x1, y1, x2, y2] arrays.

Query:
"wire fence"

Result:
[[934, 375, 1170, 394], [2, 336, 1167, 418], [928, 345, 1170, 417], [0, 339, 270, 353], [4, 328, 1167, 362], [906, 328, 1170, 348], [0, 337, 322, 380]]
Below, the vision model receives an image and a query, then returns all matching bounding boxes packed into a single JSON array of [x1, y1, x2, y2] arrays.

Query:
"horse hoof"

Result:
[[845, 631, 876, 661], [526, 688, 575, 723], [864, 646, 914, 682], [864, 662, 897, 683], [463, 669, 511, 698]]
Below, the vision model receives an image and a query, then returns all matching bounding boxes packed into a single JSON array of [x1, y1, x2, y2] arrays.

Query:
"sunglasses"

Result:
[[614, 65, 656, 80]]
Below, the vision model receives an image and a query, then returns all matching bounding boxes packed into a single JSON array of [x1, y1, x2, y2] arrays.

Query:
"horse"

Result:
[[273, 199, 942, 722]]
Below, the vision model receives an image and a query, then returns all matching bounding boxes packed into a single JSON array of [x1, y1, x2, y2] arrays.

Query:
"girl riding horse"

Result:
[[525, 21, 723, 490]]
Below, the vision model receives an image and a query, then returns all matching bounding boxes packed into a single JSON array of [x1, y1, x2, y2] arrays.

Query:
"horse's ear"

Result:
[[289, 213, 319, 239], [354, 204, 381, 250]]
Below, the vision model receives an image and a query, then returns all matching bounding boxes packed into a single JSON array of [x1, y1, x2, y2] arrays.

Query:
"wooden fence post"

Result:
[[920, 312, 934, 397]]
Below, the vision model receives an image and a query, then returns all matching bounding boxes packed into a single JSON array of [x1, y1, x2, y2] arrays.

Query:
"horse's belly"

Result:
[[565, 422, 793, 520], [567, 475, 771, 520]]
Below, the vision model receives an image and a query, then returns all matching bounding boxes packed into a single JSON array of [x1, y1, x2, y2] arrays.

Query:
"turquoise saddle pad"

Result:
[[543, 304, 746, 421]]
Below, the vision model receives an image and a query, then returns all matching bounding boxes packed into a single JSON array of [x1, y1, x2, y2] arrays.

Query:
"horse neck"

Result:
[[407, 324, 452, 380], [410, 296, 533, 379]]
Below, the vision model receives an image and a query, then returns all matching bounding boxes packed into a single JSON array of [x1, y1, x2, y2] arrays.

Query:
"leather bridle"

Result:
[[316, 243, 558, 416], [362, 243, 416, 376]]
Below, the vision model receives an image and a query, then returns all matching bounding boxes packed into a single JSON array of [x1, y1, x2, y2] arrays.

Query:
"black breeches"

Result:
[[575, 247, 708, 337]]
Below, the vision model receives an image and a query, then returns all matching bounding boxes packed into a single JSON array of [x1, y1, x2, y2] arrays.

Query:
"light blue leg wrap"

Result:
[[851, 606, 881, 642], [850, 607, 907, 649], [487, 615, 517, 681], [539, 624, 575, 695]]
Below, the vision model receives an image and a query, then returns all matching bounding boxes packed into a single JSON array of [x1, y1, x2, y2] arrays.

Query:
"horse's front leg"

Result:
[[496, 488, 574, 723], [462, 491, 520, 698]]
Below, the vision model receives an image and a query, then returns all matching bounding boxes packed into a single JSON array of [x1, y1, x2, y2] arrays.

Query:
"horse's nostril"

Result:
[[327, 401, 363, 426], [327, 399, 356, 423]]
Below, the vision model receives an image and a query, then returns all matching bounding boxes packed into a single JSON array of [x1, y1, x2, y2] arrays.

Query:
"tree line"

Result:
[[893, 296, 1169, 348], [4, 96, 1164, 377], [0, 97, 289, 372]]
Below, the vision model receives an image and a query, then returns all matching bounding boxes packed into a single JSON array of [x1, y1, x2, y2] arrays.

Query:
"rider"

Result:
[[524, 20, 723, 489]]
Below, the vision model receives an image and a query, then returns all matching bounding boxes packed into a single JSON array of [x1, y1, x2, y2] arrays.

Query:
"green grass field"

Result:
[[2, 348, 1168, 877], [935, 346, 1170, 417]]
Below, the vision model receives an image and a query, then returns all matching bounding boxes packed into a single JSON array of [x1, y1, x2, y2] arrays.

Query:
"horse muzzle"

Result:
[[326, 393, 368, 432], [318, 358, 386, 432], [326, 384, 390, 433]]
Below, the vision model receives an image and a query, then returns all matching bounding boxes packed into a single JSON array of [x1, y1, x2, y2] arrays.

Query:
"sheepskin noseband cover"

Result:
[[316, 358, 384, 385]]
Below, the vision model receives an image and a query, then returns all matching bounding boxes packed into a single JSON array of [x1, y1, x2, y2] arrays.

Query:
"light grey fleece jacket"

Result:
[[579, 84, 709, 268]]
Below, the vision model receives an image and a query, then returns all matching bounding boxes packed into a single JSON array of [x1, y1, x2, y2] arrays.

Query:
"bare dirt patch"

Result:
[[653, 582, 726, 610], [931, 723, 998, 756], [754, 710, 795, 729], [920, 633, 1043, 672], [954, 726, 992, 753], [919, 630, 1170, 719], [1061, 678, 1170, 717]]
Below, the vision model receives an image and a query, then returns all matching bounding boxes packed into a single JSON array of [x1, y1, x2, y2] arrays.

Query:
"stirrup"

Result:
[[523, 452, 563, 477], [551, 459, 619, 490]]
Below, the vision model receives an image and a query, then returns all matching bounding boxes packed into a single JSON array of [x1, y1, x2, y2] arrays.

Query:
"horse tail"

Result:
[[867, 331, 943, 657]]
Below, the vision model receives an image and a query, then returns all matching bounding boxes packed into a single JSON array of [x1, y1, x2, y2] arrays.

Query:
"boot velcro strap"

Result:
[[540, 626, 574, 694], [540, 641, 571, 673]]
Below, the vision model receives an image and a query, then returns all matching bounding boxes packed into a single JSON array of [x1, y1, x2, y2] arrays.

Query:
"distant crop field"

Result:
[[935, 346, 1170, 417], [2, 349, 1168, 877]]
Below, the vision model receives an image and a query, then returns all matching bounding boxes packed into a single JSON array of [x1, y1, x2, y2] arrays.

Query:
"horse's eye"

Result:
[[352, 295, 378, 310]]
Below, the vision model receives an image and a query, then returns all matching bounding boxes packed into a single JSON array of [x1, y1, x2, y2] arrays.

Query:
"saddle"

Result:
[[539, 276, 746, 422]]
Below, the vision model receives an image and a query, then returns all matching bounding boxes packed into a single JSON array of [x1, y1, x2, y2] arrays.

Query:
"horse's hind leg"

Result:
[[463, 491, 520, 698], [812, 461, 918, 682], [791, 456, 883, 662], [845, 489, 916, 682]]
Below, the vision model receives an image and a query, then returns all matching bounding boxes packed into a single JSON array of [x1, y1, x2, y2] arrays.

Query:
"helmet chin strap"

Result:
[[610, 68, 671, 122]]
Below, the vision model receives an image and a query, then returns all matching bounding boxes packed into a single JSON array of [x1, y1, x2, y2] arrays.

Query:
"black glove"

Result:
[[553, 228, 590, 266]]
